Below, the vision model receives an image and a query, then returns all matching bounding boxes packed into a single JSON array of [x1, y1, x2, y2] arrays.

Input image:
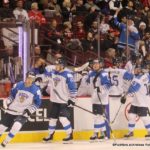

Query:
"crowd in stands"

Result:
[[0, 0, 150, 96]]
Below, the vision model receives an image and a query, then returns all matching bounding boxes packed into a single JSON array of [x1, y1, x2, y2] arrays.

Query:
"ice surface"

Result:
[[1, 139, 150, 150]]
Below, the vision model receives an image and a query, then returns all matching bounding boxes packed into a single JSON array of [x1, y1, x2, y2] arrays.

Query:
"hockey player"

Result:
[[86, 58, 111, 140], [43, 57, 77, 142], [105, 57, 133, 98], [0, 71, 42, 147], [104, 57, 133, 124], [124, 65, 150, 139], [125, 52, 143, 73]]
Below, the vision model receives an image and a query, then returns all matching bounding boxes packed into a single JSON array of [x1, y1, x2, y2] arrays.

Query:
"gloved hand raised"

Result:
[[67, 99, 75, 106]]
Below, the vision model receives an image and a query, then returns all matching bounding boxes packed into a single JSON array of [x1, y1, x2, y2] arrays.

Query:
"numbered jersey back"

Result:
[[105, 68, 126, 96]]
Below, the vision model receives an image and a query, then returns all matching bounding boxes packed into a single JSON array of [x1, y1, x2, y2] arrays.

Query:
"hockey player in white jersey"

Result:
[[43, 57, 77, 142], [0, 71, 42, 147], [86, 58, 111, 140], [124, 65, 150, 139], [105, 58, 133, 97]]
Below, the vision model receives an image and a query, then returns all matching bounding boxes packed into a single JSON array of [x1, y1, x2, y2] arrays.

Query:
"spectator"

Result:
[[63, 21, 73, 43], [81, 32, 94, 52], [118, 0, 136, 22], [0, 1, 15, 20], [140, 6, 150, 28], [104, 48, 116, 68], [141, 0, 150, 7], [61, 0, 72, 22], [13, 0, 29, 21], [138, 40, 147, 57], [48, 0, 62, 16], [143, 32, 150, 52], [89, 21, 98, 35], [114, 9, 140, 56], [84, 6, 98, 31], [74, 21, 86, 40], [28, 2, 46, 26], [138, 21, 147, 39], [71, 0, 87, 16], [84, 0, 100, 11], [109, 0, 122, 16], [101, 31, 118, 52], [44, 19, 62, 50]]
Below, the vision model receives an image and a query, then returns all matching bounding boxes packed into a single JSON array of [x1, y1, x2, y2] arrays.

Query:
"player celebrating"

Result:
[[0, 71, 42, 147], [124, 65, 150, 139], [43, 57, 77, 143], [87, 58, 111, 141]]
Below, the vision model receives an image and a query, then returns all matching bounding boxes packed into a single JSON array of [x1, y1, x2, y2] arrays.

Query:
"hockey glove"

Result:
[[67, 99, 75, 106], [35, 77, 42, 86], [35, 77, 42, 83], [120, 96, 126, 104], [23, 109, 32, 117]]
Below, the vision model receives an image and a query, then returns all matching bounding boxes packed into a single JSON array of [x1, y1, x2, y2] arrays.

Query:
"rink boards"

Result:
[[0, 97, 149, 143]]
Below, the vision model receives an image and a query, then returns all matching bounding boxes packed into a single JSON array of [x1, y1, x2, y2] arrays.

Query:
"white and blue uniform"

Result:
[[105, 68, 133, 97], [126, 73, 150, 133], [87, 70, 111, 105], [46, 70, 77, 103], [6, 81, 41, 115], [87, 70, 111, 134], [0, 81, 41, 146], [45, 69, 77, 137]]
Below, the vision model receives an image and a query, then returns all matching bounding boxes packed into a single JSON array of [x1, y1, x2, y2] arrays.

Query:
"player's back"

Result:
[[129, 73, 150, 107], [105, 68, 127, 96]]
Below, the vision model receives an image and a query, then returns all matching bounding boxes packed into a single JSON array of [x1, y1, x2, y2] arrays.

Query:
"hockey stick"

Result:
[[96, 88, 116, 141], [0, 107, 49, 120], [110, 103, 122, 124], [53, 89, 95, 115]]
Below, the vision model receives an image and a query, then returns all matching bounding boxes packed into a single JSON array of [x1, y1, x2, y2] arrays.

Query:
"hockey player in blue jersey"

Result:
[[124, 65, 150, 139], [43, 57, 77, 142], [86, 58, 111, 141], [0, 71, 42, 147]]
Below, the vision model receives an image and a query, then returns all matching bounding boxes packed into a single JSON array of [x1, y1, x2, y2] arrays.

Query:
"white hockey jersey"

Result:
[[6, 81, 41, 115], [127, 73, 150, 107], [46, 70, 77, 104], [87, 70, 111, 105], [105, 68, 133, 96]]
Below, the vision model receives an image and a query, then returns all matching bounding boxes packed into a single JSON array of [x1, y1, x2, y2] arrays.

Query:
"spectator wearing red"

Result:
[[74, 21, 86, 40], [104, 48, 116, 68], [141, 0, 150, 7], [28, 2, 46, 25]]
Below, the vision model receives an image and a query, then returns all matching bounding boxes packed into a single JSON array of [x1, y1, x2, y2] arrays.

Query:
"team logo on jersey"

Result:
[[53, 77, 61, 87], [18, 93, 28, 103], [125, 102, 140, 122]]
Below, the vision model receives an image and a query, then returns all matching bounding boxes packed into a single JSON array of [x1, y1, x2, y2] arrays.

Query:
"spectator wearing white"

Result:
[[13, 0, 29, 21], [138, 22, 147, 39]]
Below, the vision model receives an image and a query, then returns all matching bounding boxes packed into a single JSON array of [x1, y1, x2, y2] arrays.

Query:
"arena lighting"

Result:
[[23, 29, 27, 81], [18, 26, 23, 58]]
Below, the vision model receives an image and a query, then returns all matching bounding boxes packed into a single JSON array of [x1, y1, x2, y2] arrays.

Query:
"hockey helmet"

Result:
[[26, 71, 36, 80], [112, 57, 122, 65], [92, 57, 104, 64]]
